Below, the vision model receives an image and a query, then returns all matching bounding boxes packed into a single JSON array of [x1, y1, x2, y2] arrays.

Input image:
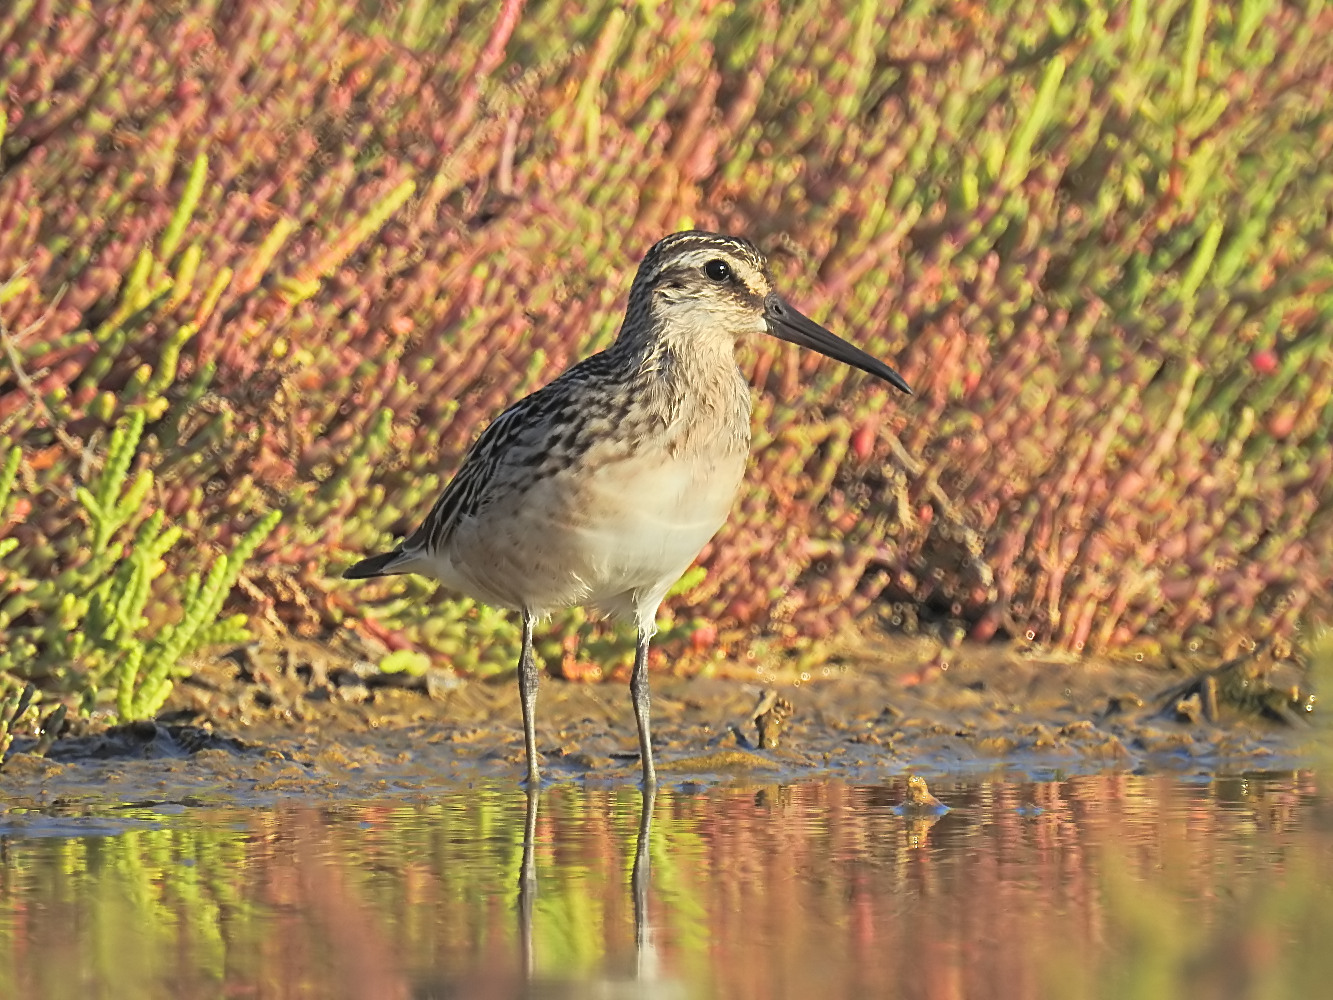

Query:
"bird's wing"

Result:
[[399, 395, 539, 557], [399, 355, 622, 557]]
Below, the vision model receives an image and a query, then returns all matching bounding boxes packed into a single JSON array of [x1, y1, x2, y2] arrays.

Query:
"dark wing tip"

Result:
[[342, 550, 404, 580]]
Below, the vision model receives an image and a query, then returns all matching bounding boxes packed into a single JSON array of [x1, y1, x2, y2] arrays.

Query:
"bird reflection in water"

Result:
[[516, 785, 669, 995]]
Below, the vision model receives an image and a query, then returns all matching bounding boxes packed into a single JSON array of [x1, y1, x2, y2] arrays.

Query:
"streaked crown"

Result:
[[614, 230, 913, 394], [634, 231, 771, 299], [619, 231, 775, 349]]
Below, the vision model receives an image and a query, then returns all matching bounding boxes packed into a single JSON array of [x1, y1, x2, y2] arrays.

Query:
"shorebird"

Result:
[[343, 231, 911, 785]]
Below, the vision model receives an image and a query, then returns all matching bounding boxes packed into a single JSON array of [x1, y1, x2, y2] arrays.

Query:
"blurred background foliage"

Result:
[[1, 0, 1331, 698]]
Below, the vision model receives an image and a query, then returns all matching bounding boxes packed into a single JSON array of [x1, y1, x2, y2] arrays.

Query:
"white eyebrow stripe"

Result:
[[654, 248, 768, 295]]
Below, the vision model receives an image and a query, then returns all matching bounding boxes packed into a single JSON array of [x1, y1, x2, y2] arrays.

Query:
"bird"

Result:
[[343, 230, 911, 786]]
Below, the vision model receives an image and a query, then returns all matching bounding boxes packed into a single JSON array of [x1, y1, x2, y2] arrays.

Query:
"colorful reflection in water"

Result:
[[1, 772, 1329, 999]]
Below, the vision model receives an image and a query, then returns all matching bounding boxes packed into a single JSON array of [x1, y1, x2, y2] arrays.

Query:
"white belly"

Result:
[[436, 443, 748, 626]]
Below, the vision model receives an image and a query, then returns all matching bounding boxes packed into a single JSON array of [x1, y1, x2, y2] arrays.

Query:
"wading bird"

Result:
[[344, 231, 911, 785]]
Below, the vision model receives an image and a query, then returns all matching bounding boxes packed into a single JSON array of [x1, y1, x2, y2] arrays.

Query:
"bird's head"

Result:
[[623, 230, 911, 394]]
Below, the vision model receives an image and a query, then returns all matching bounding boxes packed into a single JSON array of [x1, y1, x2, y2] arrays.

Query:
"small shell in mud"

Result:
[[753, 691, 795, 749], [895, 775, 950, 815]]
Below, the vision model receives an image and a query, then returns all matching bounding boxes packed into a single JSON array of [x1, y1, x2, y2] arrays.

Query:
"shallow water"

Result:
[[1, 770, 1330, 999]]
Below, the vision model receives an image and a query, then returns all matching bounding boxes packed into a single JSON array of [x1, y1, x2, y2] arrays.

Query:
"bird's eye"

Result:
[[704, 259, 731, 282]]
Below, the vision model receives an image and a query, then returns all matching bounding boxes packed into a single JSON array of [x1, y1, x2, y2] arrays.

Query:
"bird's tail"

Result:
[[342, 548, 411, 580]]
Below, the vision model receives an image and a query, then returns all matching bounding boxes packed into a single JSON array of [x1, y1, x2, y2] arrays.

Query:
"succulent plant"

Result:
[[1, 0, 1329, 690]]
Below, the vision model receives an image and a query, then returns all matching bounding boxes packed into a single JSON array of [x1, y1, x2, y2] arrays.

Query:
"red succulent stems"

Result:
[[0, 0, 1328, 669]]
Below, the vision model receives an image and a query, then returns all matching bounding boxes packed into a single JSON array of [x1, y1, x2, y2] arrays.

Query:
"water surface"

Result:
[[1, 771, 1330, 999]]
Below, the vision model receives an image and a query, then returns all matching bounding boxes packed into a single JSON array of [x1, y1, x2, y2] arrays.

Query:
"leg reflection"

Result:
[[514, 783, 665, 990], [517, 784, 539, 981], [632, 782, 658, 982]]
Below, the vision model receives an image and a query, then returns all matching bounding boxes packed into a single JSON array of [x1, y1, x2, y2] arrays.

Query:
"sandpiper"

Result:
[[344, 231, 911, 785]]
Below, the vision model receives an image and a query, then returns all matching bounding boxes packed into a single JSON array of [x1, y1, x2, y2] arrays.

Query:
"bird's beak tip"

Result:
[[764, 296, 912, 395]]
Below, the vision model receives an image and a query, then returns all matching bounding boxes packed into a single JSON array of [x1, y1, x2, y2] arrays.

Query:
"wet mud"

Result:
[[0, 634, 1319, 815]]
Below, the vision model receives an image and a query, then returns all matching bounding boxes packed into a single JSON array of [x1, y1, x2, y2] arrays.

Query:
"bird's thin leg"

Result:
[[630, 624, 657, 786], [517, 608, 541, 786]]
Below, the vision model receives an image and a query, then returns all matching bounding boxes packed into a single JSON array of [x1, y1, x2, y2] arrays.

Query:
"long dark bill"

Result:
[[764, 294, 912, 395]]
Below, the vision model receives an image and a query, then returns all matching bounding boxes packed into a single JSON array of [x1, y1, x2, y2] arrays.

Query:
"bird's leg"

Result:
[[630, 624, 657, 786], [517, 608, 541, 786]]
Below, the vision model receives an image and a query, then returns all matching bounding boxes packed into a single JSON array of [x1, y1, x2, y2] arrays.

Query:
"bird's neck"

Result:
[[613, 330, 739, 399], [600, 322, 752, 460], [612, 308, 739, 380]]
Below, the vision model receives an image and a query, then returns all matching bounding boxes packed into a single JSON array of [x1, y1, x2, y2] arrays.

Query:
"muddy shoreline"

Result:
[[1, 635, 1320, 814]]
